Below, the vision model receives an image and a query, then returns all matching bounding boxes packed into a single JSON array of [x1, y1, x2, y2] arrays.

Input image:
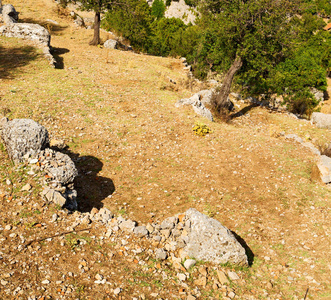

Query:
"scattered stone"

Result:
[[155, 248, 168, 260], [114, 287, 122, 295], [29, 158, 38, 164], [133, 226, 148, 238], [21, 183, 32, 191], [95, 274, 103, 281], [177, 273, 187, 281], [217, 270, 230, 285], [41, 279, 50, 284], [119, 220, 137, 232], [228, 271, 240, 280], [184, 258, 196, 270], [42, 188, 67, 207]]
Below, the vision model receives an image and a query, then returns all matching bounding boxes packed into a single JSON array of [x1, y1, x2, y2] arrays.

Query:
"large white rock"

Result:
[[0, 23, 50, 47], [176, 93, 214, 122], [311, 112, 331, 129], [182, 208, 248, 266], [1, 119, 49, 164], [312, 155, 331, 183], [104, 39, 118, 49], [1, 4, 19, 24]]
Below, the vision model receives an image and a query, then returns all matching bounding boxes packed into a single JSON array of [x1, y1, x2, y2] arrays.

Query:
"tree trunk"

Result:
[[215, 56, 243, 111], [89, 11, 101, 45]]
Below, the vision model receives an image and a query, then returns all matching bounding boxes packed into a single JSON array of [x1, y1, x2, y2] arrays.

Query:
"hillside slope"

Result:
[[0, 0, 331, 299]]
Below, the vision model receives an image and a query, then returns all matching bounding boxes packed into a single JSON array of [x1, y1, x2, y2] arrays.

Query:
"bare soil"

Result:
[[0, 0, 331, 299]]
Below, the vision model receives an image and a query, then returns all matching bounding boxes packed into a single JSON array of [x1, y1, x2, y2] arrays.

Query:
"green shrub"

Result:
[[151, 0, 166, 19]]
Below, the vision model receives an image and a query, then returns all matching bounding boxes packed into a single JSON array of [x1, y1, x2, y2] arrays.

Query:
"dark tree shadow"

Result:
[[19, 18, 68, 35], [56, 148, 115, 213], [231, 230, 255, 266], [51, 47, 69, 69], [0, 44, 40, 79], [230, 103, 259, 119]]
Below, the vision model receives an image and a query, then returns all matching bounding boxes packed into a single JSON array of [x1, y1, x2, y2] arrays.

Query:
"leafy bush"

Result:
[[103, 0, 153, 52], [151, 0, 166, 19]]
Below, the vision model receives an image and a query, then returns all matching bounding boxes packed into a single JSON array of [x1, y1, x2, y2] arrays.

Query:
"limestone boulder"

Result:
[[1, 119, 49, 164], [0, 23, 50, 47], [2, 4, 19, 24], [311, 112, 331, 129], [104, 39, 118, 49], [311, 155, 331, 184], [44, 151, 78, 185], [182, 208, 248, 266]]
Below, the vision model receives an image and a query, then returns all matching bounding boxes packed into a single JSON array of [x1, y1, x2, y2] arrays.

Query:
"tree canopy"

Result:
[[101, 0, 331, 115]]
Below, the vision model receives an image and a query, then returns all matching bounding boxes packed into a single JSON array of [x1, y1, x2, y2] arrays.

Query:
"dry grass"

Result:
[[1, 0, 331, 299]]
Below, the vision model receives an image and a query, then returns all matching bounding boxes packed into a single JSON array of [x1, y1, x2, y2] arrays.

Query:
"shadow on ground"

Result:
[[51, 47, 69, 69], [0, 44, 40, 79], [230, 104, 259, 119], [60, 148, 115, 213], [231, 230, 255, 266]]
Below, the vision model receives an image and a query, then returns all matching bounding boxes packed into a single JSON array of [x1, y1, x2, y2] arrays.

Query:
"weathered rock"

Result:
[[44, 151, 78, 185], [155, 248, 168, 260], [184, 258, 196, 270], [311, 155, 331, 183], [1, 119, 49, 164], [0, 23, 50, 47], [311, 112, 331, 129], [104, 39, 118, 49], [119, 220, 137, 232], [176, 94, 214, 122], [217, 269, 230, 285], [164, 0, 197, 25], [133, 226, 148, 238], [161, 216, 178, 229], [42, 188, 67, 207], [2, 4, 19, 24], [198, 89, 215, 106], [183, 208, 248, 266], [311, 87, 324, 102], [285, 134, 303, 143]]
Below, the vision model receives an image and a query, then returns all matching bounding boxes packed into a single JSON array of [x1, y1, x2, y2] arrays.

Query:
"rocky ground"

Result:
[[1, 0, 331, 299]]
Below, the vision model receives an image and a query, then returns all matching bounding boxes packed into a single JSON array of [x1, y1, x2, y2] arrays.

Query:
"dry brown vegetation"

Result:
[[0, 0, 331, 299]]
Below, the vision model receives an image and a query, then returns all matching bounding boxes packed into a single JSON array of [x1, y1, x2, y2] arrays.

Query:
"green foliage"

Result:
[[150, 18, 187, 56], [165, 0, 171, 6], [193, 122, 211, 136], [103, 0, 153, 52], [151, 0, 166, 19]]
